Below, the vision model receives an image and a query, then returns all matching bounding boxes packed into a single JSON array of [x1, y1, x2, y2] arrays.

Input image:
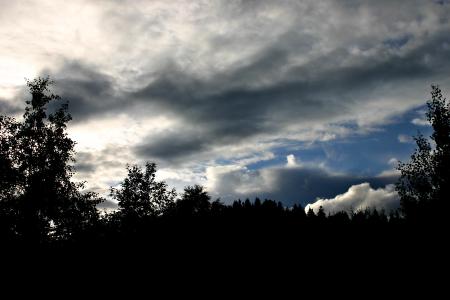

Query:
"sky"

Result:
[[1, 0, 449, 212]]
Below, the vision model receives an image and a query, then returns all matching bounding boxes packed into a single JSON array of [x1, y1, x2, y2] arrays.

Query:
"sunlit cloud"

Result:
[[305, 183, 400, 214]]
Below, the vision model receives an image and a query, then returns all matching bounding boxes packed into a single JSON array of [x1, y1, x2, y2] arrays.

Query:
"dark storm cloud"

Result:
[[135, 130, 210, 164], [21, 0, 448, 165], [32, 24, 450, 166], [45, 62, 121, 122], [130, 29, 450, 161], [286, 30, 450, 97]]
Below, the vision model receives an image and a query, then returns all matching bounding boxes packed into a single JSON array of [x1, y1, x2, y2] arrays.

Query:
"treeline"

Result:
[[95, 164, 403, 245], [0, 78, 448, 247]]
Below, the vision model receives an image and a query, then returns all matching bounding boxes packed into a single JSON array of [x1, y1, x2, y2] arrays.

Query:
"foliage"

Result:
[[111, 162, 176, 221], [0, 77, 102, 242], [174, 185, 211, 217], [396, 85, 450, 222]]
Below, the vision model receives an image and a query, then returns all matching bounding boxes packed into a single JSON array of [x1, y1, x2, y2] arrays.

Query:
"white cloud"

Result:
[[286, 154, 297, 167], [398, 134, 413, 143], [69, 114, 176, 152], [205, 164, 271, 198], [411, 117, 430, 126], [305, 183, 399, 214], [388, 157, 398, 167], [377, 169, 401, 178]]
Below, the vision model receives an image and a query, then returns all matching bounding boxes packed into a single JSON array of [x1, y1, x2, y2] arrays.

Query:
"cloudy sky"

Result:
[[1, 0, 449, 212]]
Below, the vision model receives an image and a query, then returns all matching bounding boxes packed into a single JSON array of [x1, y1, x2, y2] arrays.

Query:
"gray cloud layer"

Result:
[[1, 0, 450, 200], [0, 98, 21, 115], [39, 1, 450, 165]]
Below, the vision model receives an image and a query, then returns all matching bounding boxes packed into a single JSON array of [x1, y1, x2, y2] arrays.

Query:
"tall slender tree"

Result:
[[396, 85, 450, 222]]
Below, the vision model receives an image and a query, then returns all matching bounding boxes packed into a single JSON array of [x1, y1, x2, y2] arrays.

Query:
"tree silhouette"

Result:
[[306, 207, 316, 221], [0, 116, 20, 203], [317, 206, 326, 222], [0, 77, 102, 242], [328, 211, 350, 225], [396, 85, 450, 222], [111, 162, 176, 224], [175, 185, 211, 217], [291, 204, 306, 221]]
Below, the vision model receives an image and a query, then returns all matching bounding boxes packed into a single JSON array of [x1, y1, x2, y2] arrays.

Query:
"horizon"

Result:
[[1, 0, 449, 213]]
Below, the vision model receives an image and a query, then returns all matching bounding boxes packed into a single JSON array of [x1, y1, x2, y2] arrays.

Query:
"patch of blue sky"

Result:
[[248, 105, 433, 176], [383, 34, 412, 49]]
